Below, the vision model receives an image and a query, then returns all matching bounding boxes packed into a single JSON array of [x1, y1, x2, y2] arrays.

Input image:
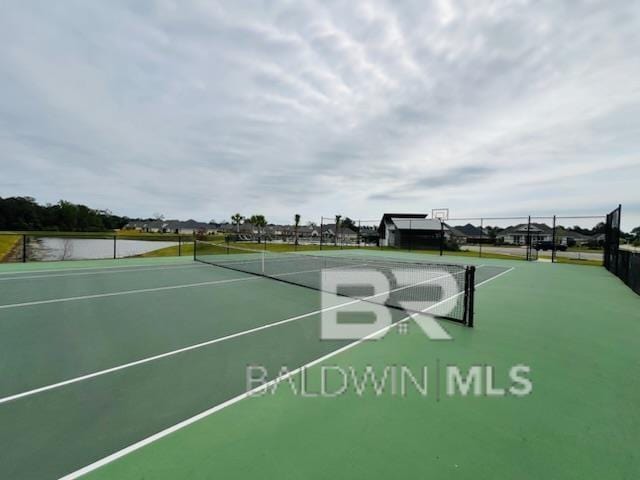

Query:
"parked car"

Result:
[[534, 241, 567, 251]]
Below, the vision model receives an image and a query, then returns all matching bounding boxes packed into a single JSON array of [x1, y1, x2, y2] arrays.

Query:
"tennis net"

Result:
[[194, 241, 476, 326]]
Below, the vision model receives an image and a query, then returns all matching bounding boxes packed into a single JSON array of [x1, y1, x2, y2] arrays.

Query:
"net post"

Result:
[[113, 235, 117, 259], [193, 238, 197, 261], [464, 266, 476, 327], [22, 234, 27, 262]]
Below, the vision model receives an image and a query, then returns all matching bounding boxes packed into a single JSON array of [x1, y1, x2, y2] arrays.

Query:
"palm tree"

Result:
[[335, 214, 341, 246], [294, 214, 301, 246], [250, 214, 267, 243], [231, 213, 244, 234]]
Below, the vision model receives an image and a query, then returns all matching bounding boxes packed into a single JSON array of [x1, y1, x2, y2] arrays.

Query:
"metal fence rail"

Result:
[[1, 207, 622, 268], [0, 233, 192, 262]]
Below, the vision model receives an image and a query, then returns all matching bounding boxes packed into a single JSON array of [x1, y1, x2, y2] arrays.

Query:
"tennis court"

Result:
[[0, 249, 638, 479]]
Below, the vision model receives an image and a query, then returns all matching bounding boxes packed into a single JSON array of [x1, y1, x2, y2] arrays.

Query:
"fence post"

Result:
[[113, 235, 117, 259], [22, 234, 27, 262], [178, 236, 182, 256], [408, 219, 412, 252], [439, 222, 444, 256], [193, 238, 197, 260], [526, 216, 532, 261], [551, 215, 557, 263], [614, 204, 622, 272], [320, 218, 323, 250], [479, 218, 483, 258], [604, 211, 611, 270]]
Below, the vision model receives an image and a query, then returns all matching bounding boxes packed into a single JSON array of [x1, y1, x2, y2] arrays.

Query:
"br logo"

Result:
[[319, 269, 459, 341]]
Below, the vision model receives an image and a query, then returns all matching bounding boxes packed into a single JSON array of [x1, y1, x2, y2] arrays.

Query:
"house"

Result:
[[122, 221, 145, 232], [321, 224, 358, 243], [378, 213, 448, 248], [264, 224, 321, 243], [497, 223, 596, 246], [123, 219, 216, 235], [123, 220, 166, 233], [497, 223, 553, 245], [554, 227, 594, 247], [448, 223, 489, 244], [358, 225, 380, 245], [164, 219, 217, 235], [297, 225, 320, 238]]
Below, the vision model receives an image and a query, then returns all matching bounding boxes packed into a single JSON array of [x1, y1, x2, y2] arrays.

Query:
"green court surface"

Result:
[[0, 252, 638, 479]]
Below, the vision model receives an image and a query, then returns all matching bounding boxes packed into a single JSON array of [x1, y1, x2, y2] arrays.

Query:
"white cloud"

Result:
[[0, 0, 639, 229]]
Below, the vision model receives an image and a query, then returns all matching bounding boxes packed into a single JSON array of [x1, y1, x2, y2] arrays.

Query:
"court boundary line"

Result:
[[0, 264, 450, 404], [0, 260, 194, 276], [0, 261, 372, 310], [0, 263, 210, 282], [59, 265, 514, 480], [0, 276, 263, 310]]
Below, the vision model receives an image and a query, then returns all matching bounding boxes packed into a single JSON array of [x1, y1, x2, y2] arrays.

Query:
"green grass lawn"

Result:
[[566, 246, 604, 252], [0, 234, 21, 261], [142, 241, 360, 257], [380, 246, 528, 262], [140, 243, 195, 257], [551, 256, 603, 267], [445, 249, 524, 261], [141, 241, 602, 266]]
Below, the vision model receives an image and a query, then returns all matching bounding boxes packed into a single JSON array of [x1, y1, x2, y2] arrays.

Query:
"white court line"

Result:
[[0, 266, 448, 405], [60, 264, 513, 480], [0, 263, 209, 282], [475, 266, 515, 287], [0, 261, 193, 276], [0, 299, 354, 406], [0, 261, 369, 310], [0, 276, 258, 310]]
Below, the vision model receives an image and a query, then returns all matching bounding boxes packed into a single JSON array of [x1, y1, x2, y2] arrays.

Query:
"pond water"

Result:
[[27, 237, 179, 261]]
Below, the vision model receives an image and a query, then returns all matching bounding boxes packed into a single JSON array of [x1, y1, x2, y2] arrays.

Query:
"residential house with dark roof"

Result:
[[123, 219, 216, 235], [448, 223, 489, 244], [321, 224, 358, 243], [497, 223, 594, 246]]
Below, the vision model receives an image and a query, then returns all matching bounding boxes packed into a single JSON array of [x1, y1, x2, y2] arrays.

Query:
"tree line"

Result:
[[0, 196, 130, 231]]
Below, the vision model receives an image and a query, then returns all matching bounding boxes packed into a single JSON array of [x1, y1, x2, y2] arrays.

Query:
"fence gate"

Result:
[[604, 205, 621, 273]]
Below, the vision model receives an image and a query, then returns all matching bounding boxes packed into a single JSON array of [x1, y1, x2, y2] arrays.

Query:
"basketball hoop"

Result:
[[431, 208, 450, 221]]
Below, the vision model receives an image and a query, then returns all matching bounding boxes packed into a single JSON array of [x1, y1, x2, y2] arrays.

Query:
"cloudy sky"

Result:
[[1, 0, 639, 228]]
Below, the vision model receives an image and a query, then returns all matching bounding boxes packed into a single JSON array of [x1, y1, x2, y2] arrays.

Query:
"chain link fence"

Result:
[[604, 205, 639, 295], [0, 233, 196, 262], [1, 208, 625, 269]]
